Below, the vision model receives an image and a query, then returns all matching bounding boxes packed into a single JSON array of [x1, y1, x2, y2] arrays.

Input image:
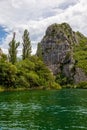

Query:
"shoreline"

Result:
[[0, 86, 87, 93], [0, 86, 55, 92]]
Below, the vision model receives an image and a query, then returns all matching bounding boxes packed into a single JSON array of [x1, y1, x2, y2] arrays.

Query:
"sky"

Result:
[[0, 0, 87, 55]]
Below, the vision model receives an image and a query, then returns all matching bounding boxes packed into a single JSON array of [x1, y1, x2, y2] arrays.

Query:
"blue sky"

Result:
[[0, 0, 87, 55], [0, 26, 8, 44]]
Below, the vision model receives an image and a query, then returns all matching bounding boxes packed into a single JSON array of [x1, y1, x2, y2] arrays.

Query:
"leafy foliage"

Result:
[[16, 56, 61, 89], [76, 82, 87, 88], [0, 60, 17, 88], [0, 55, 61, 89], [36, 43, 42, 59], [73, 33, 87, 74]]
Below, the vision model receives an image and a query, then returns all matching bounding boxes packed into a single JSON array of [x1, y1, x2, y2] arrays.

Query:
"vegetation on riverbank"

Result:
[[73, 32, 87, 74], [0, 29, 61, 91], [0, 24, 87, 91]]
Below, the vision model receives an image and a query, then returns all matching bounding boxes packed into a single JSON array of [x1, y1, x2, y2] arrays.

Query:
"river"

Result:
[[0, 89, 87, 130]]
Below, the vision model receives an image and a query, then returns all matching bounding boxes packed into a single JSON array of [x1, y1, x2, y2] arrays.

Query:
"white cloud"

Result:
[[0, 0, 87, 55]]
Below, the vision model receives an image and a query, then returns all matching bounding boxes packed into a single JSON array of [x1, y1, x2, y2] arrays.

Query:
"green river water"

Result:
[[0, 89, 87, 130]]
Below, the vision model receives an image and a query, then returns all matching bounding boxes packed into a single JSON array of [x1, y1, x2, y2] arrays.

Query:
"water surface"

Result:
[[0, 89, 87, 130]]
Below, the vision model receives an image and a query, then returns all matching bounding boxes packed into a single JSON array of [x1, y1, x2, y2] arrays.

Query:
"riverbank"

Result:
[[1, 81, 87, 92], [0, 86, 62, 92]]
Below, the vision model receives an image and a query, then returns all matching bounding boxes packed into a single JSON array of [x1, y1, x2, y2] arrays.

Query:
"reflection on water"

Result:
[[0, 89, 87, 130]]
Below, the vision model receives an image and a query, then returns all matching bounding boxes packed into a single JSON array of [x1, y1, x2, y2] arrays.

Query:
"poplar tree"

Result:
[[22, 29, 31, 60], [8, 32, 20, 64]]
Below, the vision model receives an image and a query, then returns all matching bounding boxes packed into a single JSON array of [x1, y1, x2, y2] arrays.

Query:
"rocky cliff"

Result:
[[37, 23, 87, 85]]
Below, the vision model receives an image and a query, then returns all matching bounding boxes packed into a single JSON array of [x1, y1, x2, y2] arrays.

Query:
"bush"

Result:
[[16, 75, 30, 88], [0, 55, 61, 89], [76, 82, 87, 88], [0, 60, 17, 88], [26, 71, 39, 87], [15, 56, 60, 89]]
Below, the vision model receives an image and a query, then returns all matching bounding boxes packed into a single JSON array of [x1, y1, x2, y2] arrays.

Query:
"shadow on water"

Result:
[[0, 89, 87, 130]]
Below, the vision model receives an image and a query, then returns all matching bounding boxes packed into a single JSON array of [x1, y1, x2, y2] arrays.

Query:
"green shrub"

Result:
[[15, 56, 60, 89], [0, 60, 17, 88], [26, 71, 39, 87], [16, 75, 30, 88], [76, 82, 87, 88]]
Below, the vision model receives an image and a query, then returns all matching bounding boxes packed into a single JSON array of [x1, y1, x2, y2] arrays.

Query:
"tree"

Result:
[[36, 42, 42, 60], [22, 29, 31, 60], [0, 48, 7, 61], [8, 32, 20, 64]]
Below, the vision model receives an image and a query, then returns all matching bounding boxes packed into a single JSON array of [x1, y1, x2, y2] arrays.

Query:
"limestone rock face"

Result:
[[74, 68, 87, 83], [37, 23, 87, 84], [39, 23, 76, 75]]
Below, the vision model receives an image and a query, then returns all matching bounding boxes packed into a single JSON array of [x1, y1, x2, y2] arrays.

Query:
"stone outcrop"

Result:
[[74, 68, 87, 84], [37, 23, 87, 84]]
